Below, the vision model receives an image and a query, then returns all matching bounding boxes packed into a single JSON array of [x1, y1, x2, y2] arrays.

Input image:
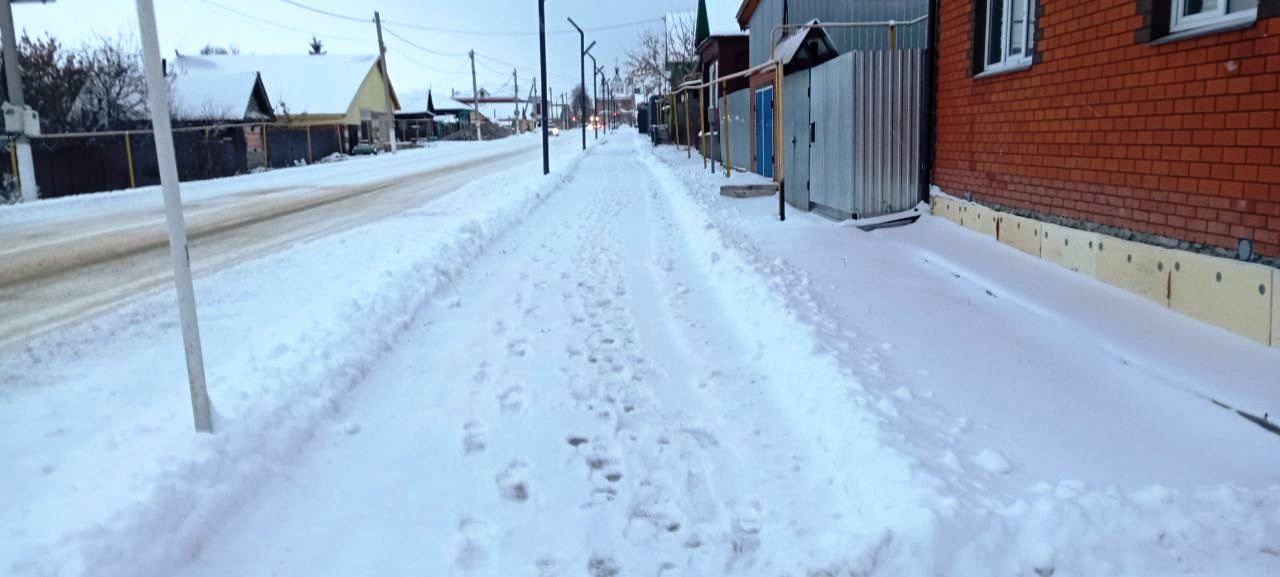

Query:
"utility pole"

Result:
[[373, 11, 397, 152], [135, 0, 213, 433], [567, 18, 589, 150], [537, 0, 549, 175], [1, 0, 37, 201], [469, 50, 482, 142], [512, 69, 519, 132]]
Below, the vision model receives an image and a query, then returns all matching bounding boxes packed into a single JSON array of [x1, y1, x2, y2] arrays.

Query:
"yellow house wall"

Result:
[[345, 64, 393, 125]]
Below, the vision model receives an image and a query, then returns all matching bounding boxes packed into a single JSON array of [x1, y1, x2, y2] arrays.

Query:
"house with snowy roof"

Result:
[[171, 53, 401, 151]]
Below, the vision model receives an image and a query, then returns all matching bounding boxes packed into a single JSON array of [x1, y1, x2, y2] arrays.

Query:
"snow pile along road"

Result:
[[1, 136, 584, 577], [650, 139, 1280, 576]]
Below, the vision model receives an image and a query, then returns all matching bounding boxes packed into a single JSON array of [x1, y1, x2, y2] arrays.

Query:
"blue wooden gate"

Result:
[[754, 86, 774, 179]]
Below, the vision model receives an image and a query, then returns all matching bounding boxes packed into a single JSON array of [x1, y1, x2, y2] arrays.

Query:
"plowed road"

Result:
[[0, 139, 542, 350]]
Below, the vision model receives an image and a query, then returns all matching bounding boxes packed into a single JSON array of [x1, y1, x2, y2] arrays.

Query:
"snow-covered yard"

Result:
[[2, 130, 1276, 577]]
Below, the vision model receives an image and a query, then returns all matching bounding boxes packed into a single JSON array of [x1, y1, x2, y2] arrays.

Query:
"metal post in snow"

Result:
[[135, 0, 213, 433], [588, 55, 599, 139], [721, 93, 730, 177], [537, 0, 549, 175], [568, 19, 589, 150], [1, 0, 38, 201]]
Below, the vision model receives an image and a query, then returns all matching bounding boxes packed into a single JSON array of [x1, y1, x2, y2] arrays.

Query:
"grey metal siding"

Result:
[[748, 0, 784, 66], [747, 0, 930, 65], [788, 0, 930, 51], [782, 69, 810, 209], [795, 49, 924, 218], [723, 88, 752, 171]]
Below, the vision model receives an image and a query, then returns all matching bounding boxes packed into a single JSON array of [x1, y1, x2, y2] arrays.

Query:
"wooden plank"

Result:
[[998, 214, 1042, 257], [1096, 237, 1171, 306], [1168, 252, 1274, 344], [1040, 223, 1101, 276], [720, 183, 778, 198]]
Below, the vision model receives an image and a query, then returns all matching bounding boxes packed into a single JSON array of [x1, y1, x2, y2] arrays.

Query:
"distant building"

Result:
[[171, 53, 401, 151]]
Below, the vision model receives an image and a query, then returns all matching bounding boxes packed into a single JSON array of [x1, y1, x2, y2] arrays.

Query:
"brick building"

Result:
[[933, 0, 1280, 260]]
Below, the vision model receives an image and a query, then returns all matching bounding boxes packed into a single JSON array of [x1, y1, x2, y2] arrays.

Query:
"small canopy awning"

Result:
[[775, 19, 839, 74]]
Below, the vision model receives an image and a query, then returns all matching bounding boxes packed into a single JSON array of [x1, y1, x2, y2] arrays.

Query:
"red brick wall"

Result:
[[933, 0, 1280, 258]]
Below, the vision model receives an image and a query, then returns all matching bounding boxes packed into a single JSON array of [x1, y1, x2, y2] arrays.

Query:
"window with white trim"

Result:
[[982, 0, 1036, 73], [1170, 0, 1257, 34]]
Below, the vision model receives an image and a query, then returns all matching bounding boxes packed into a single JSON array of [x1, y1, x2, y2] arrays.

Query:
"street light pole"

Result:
[[587, 54, 599, 140], [537, 0, 549, 174], [567, 18, 589, 151], [135, 0, 213, 433], [1, 0, 40, 202]]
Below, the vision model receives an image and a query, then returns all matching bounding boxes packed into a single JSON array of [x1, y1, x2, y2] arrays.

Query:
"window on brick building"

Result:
[[1171, 0, 1258, 34], [979, 0, 1035, 75]]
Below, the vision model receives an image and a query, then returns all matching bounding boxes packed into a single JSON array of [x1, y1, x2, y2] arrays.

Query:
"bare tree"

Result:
[[623, 13, 696, 99], [309, 37, 326, 55], [571, 84, 591, 120], [12, 33, 89, 133], [76, 36, 149, 130], [198, 44, 240, 55]]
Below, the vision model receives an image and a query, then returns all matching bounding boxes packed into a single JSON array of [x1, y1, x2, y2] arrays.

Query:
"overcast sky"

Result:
[[9, 0, 743, 109]]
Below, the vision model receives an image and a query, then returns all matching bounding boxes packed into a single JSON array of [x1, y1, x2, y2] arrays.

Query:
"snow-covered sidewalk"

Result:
[[4, 130, 1277, 577]]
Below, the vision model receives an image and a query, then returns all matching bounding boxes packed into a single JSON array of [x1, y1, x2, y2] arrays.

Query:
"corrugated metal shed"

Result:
[[745, 0, 930, 65]]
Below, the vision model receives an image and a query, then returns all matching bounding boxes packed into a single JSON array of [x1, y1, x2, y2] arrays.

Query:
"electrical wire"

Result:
[[383, 16, 662, 37], [275, 0, 370, 23], [381, 27, 466, 58], [200, 0, 367, 42]]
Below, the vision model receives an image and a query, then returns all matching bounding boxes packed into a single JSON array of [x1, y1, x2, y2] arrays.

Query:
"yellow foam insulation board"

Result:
[[931, 197, 964, 225], [1168, 253, 1274, 345], [998, 214, 1043, 257], [1040, 223, 1101, 276], [1096, 237, 1171, 306], [961, 203, 998, 238], [1272, 269, 1278, 349]]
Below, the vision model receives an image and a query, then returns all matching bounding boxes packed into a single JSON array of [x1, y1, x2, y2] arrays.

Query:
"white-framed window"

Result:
[[709, 61, 719, 104], [1170, 0, 1257, 34], [983, 0, 1036, 73]]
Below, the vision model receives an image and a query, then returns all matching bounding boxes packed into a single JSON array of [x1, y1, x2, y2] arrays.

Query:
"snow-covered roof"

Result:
[[173, 54, 384, 116], [775, 20, 838, 66], [170, 70, 266, 120]]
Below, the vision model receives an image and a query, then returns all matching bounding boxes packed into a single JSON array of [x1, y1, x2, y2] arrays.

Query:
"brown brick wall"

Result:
[[933, 0, 1280, 258]]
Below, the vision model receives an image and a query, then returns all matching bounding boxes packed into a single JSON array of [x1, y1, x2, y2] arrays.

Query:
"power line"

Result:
[[384, 16, 662, 37], [275, 0, 369, 23], [200, 0, 366, 42], [386, 46, 469, 75], [381, 26, 466, 58]]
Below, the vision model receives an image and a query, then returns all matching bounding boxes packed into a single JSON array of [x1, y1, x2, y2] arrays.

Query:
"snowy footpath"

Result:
[[3, 130, 1278, 577]]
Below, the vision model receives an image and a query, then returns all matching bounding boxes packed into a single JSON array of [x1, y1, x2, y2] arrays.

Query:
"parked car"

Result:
[[351, 143, 377, 156]]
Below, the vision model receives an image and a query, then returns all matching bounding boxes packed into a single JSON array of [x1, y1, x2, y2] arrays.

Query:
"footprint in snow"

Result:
[[495, 460, 531, 502], [462, 420, 487, 455]]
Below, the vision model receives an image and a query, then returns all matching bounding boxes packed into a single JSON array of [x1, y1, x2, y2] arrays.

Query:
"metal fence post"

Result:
[[135, 0, 213, 433], [306, 125, 313, 164], [721, 94, 730, 177]]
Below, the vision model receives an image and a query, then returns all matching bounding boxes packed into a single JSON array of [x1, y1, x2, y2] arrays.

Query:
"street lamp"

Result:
[[587, 53, 599, 140], [567, 18, 590, 150], [537, 0, 549, 174]]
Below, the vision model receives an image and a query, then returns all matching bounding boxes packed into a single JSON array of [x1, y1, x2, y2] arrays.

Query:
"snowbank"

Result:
[[2, 136, 588, 577], [645, 140, 1280, 576]]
